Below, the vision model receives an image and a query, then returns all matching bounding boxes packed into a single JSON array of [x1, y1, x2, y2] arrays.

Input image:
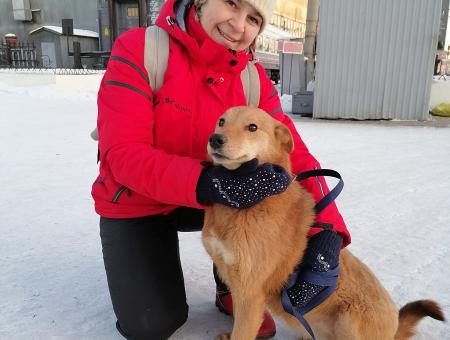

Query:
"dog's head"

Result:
[[207, 106, 294, 170]]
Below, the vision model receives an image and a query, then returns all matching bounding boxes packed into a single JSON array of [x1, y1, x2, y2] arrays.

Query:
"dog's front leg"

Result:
[[230, 289, 266, 340]]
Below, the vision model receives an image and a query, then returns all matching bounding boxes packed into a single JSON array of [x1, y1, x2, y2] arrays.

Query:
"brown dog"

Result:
[[201, 106, 445, 340]]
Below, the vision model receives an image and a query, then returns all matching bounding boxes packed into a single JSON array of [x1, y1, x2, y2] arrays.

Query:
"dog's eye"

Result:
[[218, 118, 225, 127], [248, 124, 258, 132]]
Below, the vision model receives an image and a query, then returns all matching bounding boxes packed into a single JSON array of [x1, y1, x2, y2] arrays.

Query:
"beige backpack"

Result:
[[91, 25, 260, 141]]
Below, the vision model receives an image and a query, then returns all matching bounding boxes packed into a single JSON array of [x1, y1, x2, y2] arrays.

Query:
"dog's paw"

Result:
[[215, 332, 231, 340]]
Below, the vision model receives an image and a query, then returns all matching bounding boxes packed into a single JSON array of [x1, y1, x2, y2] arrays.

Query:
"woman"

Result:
[[92, 0, 351, 338]]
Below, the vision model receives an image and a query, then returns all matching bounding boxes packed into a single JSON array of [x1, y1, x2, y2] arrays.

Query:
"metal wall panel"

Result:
[[280, 54, 314, 94], [314, 0, 442, 120]]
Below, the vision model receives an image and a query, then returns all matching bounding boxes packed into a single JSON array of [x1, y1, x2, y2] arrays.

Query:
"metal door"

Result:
[[41, 42, 56, 68], [116, 0, 140, 36]]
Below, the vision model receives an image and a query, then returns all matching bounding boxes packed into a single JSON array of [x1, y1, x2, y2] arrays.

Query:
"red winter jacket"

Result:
[[92, 0, 351, 247]]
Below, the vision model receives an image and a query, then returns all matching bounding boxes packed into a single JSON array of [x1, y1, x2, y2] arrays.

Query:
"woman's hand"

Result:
[[283, 230, 342, 311], [196, 159, 292, 209]]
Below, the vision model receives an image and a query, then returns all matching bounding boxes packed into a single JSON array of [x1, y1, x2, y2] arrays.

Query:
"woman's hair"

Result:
[[193, 0, 276, 32], [194, 0, 208, 18]]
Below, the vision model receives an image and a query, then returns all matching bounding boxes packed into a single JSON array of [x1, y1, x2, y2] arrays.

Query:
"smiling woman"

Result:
[[92, 0, 351, 338], [195, 0, 264, 51]]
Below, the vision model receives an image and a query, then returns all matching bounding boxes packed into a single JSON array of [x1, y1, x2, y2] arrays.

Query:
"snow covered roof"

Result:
[[29, 25, 99, 38]]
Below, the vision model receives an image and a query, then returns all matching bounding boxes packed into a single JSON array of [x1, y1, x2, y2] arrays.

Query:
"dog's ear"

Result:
[[274, 124, 294, 153]]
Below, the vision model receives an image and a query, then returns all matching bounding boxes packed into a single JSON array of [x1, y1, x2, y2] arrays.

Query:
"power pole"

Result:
[[304, 0, 320, 61]]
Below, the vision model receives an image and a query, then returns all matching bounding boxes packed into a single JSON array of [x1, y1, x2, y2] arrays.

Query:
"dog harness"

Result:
[[281, 169, 344, 340]]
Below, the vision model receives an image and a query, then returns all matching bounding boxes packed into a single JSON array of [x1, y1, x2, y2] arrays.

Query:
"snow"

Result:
[[1, 73, 449, 339]]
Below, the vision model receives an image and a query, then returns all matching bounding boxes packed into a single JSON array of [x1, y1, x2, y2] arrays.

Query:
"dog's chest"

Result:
[[202, 230, 235, 266], [202, 207, 280, 267]]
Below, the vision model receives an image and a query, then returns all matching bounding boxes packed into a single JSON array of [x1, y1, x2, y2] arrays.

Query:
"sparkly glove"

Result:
[[196, 158, 291, 209], [285, 230, 342, 309]]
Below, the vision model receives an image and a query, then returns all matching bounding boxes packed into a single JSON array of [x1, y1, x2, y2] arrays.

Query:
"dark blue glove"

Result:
[[285, 230, 342, 309], [196, 158, 292, 209]]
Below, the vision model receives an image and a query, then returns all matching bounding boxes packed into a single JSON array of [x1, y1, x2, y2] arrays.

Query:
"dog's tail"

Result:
[[394, 299, 445, 340]]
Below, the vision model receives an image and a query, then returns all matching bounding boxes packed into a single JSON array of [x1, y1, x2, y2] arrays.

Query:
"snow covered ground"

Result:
[[1, 72, 449, 339]]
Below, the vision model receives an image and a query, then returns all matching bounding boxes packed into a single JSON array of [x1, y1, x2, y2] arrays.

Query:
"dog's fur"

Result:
[[201, 106, 445, 340]]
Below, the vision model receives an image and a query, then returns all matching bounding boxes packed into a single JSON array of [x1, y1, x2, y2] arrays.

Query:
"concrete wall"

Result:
[[0, 0, 99, 42]]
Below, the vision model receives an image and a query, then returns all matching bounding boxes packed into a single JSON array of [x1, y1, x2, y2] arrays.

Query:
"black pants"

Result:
[[99, 207, 227, 340]]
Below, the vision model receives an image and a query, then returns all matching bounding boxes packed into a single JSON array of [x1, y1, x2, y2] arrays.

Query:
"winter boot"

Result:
[[215, 292, 276, 339]]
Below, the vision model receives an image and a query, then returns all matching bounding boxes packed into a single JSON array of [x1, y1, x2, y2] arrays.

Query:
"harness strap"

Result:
[[296, 169, 344, 214]]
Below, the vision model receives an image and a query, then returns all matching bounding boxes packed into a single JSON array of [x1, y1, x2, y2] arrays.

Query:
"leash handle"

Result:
[[295, 169, 344, 214]]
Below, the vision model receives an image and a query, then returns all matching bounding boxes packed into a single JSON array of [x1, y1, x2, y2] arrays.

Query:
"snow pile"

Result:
[[0, 75, 449, 339]]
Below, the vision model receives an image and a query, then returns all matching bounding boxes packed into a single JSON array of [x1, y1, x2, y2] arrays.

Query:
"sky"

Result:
[[0, 71, 449, 339]]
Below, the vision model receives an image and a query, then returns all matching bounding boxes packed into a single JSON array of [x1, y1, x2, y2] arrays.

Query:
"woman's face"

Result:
[[198, 0, 263, 51]]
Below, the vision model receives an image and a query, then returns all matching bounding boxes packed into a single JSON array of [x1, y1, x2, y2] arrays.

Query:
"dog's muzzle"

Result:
[[209, 133, 227, 150]]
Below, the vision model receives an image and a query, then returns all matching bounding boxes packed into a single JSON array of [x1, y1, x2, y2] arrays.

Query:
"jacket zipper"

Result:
[[112, 185, 127, 203]]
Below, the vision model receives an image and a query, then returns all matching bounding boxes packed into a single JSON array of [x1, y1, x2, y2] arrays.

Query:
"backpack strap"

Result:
[[144, 25, 170, 91], [240, 60, 260, 107], [90, 25, 169, 142]]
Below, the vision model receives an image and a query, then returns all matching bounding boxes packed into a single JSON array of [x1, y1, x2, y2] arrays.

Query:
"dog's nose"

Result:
[[209, 134, 227, 149]]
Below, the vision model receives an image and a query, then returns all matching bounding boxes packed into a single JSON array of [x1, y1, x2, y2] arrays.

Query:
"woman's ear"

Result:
[[274, 124, 294, 153]]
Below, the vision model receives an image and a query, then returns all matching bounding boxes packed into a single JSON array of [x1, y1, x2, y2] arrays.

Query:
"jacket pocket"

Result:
[[112, 185, 131, 203], [94, 173, 107, 185]]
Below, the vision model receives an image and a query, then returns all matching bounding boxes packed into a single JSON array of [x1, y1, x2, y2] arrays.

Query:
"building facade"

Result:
[[0, 0, 99, 42], [0, 0, 101, 68], [271, 0, 307, 39], [0, 0, 307, 70]]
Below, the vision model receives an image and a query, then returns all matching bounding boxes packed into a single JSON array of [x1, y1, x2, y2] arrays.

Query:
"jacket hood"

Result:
[[155, 0, 251, 73]]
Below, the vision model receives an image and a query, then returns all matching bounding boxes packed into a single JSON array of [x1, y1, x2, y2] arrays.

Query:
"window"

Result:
[[127, 7, 139, 17]]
